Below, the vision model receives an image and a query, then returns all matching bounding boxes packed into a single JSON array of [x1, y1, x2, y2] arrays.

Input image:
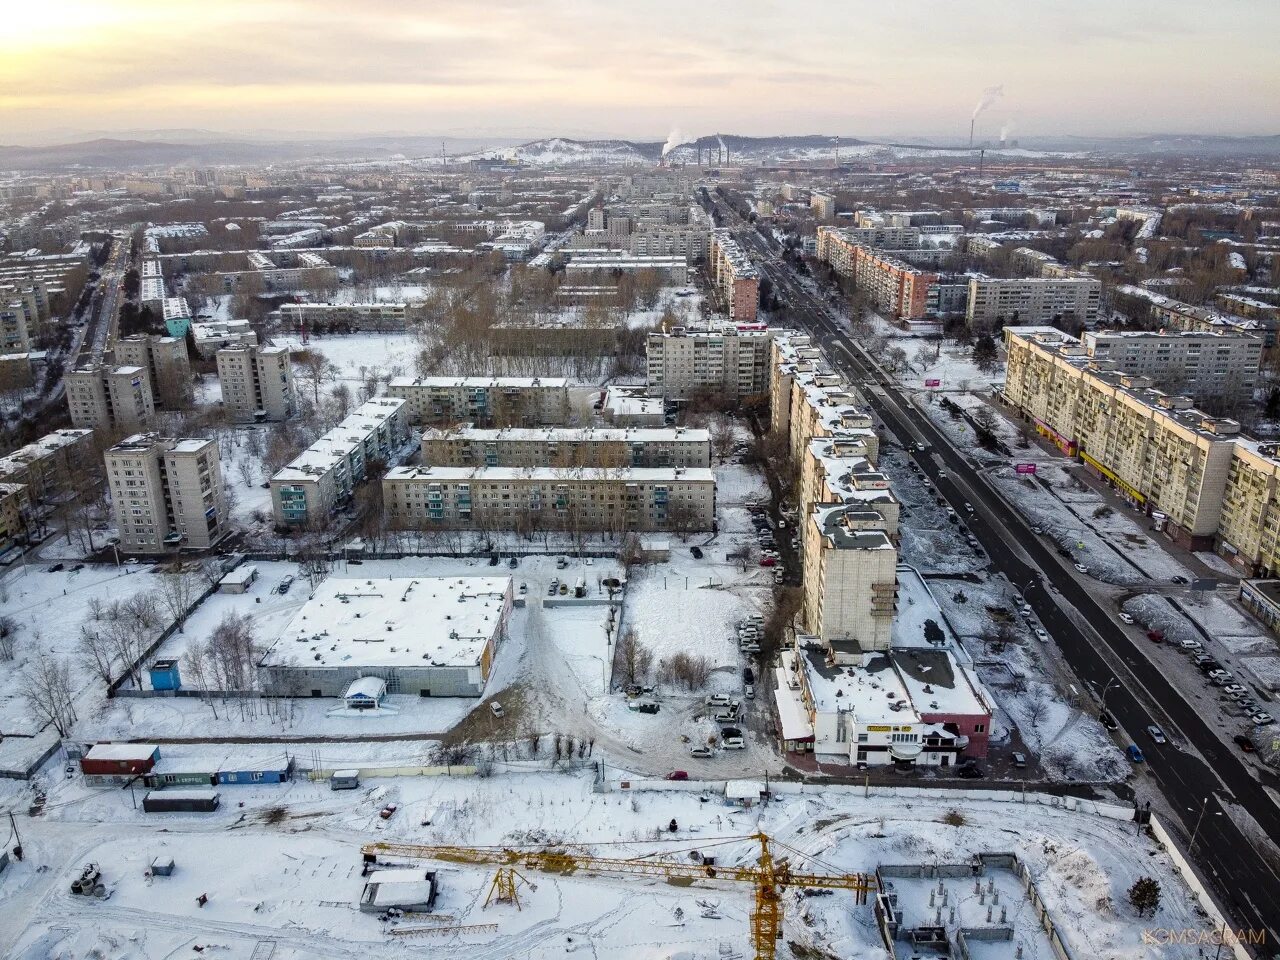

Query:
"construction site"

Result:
[[2, 769, 1221, 960]]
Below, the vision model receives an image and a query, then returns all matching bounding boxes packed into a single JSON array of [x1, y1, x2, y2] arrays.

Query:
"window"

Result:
[[973, 723, 986, 734]]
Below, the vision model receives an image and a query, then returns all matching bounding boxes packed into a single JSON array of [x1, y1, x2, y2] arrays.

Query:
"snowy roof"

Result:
[[219, 565, 258, 586], [725, 781, 766, 800], [423, 425, 708, 445], [772, 666, 814, 741], [796, 643, 918, 724], [344, 676, 387, 701], [86, 743, 159, 762], [389, 375, 567, 389], [261, 577, 511, 670], [386, 465, 715, 484]]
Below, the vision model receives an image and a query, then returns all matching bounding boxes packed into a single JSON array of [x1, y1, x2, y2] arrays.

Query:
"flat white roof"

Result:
[[261, 577, 511, 670], [389, 376, 568, 389], [86, 743, 159, 762], [386, 465, 715, 483], [423, 425, 708, 444]]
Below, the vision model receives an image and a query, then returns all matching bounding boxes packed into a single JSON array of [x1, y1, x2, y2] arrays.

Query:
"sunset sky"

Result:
[[2, 0, 1276, 144]]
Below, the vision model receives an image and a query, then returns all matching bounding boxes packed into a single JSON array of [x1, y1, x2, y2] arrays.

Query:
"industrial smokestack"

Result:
[[970, 84, 1003, 146], [969, 118, 975, 149]]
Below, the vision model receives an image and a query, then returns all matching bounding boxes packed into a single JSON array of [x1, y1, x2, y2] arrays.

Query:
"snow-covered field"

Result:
[[275, 331, 425, 382], [1, 770, 1212, 960]]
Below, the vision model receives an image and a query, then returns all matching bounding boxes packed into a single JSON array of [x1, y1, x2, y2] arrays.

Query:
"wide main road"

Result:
[[716, 196, 1280, 950]]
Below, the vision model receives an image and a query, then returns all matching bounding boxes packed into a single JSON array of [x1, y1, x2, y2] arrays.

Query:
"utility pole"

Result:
[[8, 811, 22, 860]]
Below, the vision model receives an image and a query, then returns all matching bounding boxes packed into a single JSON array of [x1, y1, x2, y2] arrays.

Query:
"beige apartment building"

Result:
[[1116, 285, 1272, 345], [105, 434, 228, 554], [646, 324, 773, 400], [966, 276, 1101, 329], [707, 229, 759, 322], [801, 504, 898, 655], [0, 429, 96, 505], [386, 376, 570, 427], [800, 436, 897, 534], [1218, 442, 1280, 577], [216, 343, 295, 422], [279, 301, 411, 332], [65, 363, 155, 432], [1003, 326, 1239, 547], [1, 281, 49, 352], [421, 425, 711, 469], [115, 334, 193, 409], [269, 398, 409, 527], [810, 192, 836, 222], [383, 465, 715, 533], [1081, 329, 1261, 406]]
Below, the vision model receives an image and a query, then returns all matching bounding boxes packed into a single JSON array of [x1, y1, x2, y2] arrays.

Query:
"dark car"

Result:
[[957, 764, 985, 779], [666, 770, 689, 781], [1234, 734, 1256, 753], [69, 563, 85, 572], [742, 667, 755, 684], [508, 557, 518, 568], [1098, 710, 1119, 731], [47, 563, 64, 573], [488, 555, 499, 566], [690, 546, 703, 559]]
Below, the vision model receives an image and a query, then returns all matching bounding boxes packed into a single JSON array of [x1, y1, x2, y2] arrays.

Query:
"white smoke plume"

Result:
[[999, 119, 1016, 142], [662, 128, 691, 157], [972, 84, 1004, 120]]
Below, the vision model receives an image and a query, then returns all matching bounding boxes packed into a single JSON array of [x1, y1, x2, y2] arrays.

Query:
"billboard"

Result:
[[924, 378, 941, 387], [1015, 463, 1037, 475]]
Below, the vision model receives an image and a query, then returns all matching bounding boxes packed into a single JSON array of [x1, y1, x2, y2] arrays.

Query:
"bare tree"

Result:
[[21, 651, 78, 736], [0, 615, 17, 660], [658, 651, 713, 691], [158, 570, 200, 633], [76, 625, 115, 685], [616, 627, 654, 686]]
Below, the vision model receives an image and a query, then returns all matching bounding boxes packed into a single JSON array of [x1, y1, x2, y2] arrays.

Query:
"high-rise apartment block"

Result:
[[1081, 329, 1260, 406], [966, 276, 1101, 329], [115, 334, 193, 409], [216, 343, 295, 422], [65, 363, 155, 432], [708, 229, 759, 322], [645, 323, 774, 400], [105, 434, 228, 554]]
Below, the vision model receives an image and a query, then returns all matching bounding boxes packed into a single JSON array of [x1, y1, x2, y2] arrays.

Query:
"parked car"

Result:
[[690, 546, 703, 559], [1146, 629, 1165, 643], [1179, 639, 1203, 651], [1146, 725, 1166, 744], [1031, 525, 1044, 535], [1251, 712, 1275, 726], [488, 554, 499, 566], [665, 770, 689, 781], [1034, 628, 1048, 641], [547, 581, 559, 596], [1126, 744, 1145, 763], [1234, 734, 1256, 753], [1011, 752, 1027, 768], [1074, 563, 1089, 574], [277, 575, 294, 594], [1170, 575, 1188, 584], [740, 642, 761, 654], [69, 563, 84, 572], [744, 683, 755, 698], [689, 746, 714, 759], [706, 694, 733, 707], [489, 702, 505, 718], [1098, 710, 1118, 731], [964, 502, 974, 513], [1118, 613, 1135, 625], [379, 804, 398, 820], [508, 557, 518, 568], [759, 557, 777, 567], [742, 667, 755, 684], [47, 563, 64, 573]]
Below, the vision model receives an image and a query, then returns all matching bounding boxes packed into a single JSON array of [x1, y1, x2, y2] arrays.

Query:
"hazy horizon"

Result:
[[2, 0, 1278, 145]]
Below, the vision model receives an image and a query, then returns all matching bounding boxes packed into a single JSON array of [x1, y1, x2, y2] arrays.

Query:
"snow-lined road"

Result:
[[712, 195, 1280, 951]]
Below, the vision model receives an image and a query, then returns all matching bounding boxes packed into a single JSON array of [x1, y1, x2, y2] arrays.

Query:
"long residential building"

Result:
[[105, 434, 228, 554], [269, 398, 409, 527], [382, 465, 715, 533], [0, 428, 96, 504], [707, 229, 759, 322], [114, 334, 192, 409], [1081, 329, 1260, 406], [65, 363, 155, 432], [816, 233, 938, 322], [421, 425, 710, 469], [966, 276, 1101, 329], [646, 322, 773, 400], [1117, 285, 1274, 346], [216, 343, 295, 422], [279, 301, 411, 332], [387, 376, 570, 427]]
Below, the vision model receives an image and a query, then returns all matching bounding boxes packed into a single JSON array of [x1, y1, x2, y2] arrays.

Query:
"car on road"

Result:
[[1118, 613, 1134, 624], [1030, 525, 1044, 535], [69, 563, 84, 572], [743, 667, 755, 684], [47, 563, 64, 573], [1073, 563, 1089, 574], [508, 557, 518, 568], [1251, 712, 1275, 726], [1034, 628, 1049, 641], [937, 471, 947, 481], [690, 546, 703, 559], [689, 746, 714, 759], [1146, 629, 1165, 643], [1223, 684, 1246, 695], [964, 502, 974, 513], [1126, 744, 1145, 763], [666, 770, 689, 781], [1234, 734, 1256, 752], [1170, 575, 1188, 584], [277, 575, 295, 594], [1178, 639, 1202, 651], [1146, 725, 1166, 744], [1098, 710, 1118, 731]]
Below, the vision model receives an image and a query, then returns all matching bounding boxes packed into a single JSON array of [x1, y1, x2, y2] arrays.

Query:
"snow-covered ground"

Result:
[[275, 331, 426, 382], [1, 770, 1212, 960]]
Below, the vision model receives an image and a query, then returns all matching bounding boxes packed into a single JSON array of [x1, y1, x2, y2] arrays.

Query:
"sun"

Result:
[[0, 0, 127, 49]]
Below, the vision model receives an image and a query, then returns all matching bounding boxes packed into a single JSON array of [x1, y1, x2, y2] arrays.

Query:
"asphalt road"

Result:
[[714, 196, 1280, 951]]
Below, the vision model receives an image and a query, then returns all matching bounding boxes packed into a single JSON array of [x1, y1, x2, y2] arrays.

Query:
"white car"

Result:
[[1251, 713, 1274, 726], [1074, 563, 1089, 574], [705, 694, 733, 707], [689, 746, 714, 759], [1034, 628, 1049, 641], [1119, 613, 1135, 624]]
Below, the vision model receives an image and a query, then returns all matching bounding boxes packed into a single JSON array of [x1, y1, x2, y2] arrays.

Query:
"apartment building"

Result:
[[161, 297, 194, 337], [966, 276, 1101, 329], [279, 302, 410, 333], [1003, 326, 1239, 547], [1081, 329, 1261, 405], [1, 281, 49, 351], [801, 436, 897, 533], [800, 504, 898, 654], [105, 434, 228, 554], [820, 235, 938, 322], [383, 465, 715, 533], [191, 319, 258, 358], [1117, 285, 1274, 346], [0, 482, 30, 554], [216, 343, 295, 422], [817, 225, 922, 268], [115, 334, 193, 409], [708, 229, 760, 322], [810, 191, 836, 221], [1218, 441, 1280, 578], [563, 252, 688, 284], [646, 323, 773, 401], [488, 318, 621, 357], [65, 363, 155, 431], [269, 398, 409, 527], [421, 425, 711, 469], [386, 376, 570, 427], [0, 428, 95, 504], [629, 226, 707, 260]]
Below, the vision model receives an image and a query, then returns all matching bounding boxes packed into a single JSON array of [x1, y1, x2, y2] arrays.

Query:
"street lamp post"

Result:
[[1099, 678, 1118, 711], [1188, 795, 1221, 856]]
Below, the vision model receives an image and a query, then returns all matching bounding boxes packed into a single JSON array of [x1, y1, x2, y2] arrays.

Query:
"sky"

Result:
[[2, 0, 1277, 145]]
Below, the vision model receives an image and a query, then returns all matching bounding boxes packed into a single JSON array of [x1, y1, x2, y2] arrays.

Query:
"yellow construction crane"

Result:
[[363, 830, 875, 960]]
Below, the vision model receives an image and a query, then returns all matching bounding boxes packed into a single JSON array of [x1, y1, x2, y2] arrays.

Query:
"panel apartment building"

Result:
[[1002, 326, 1239, 548], [279, 301, 411, 333], [421, 425, 711, 469], [269, 398, 409, 527], [105, 434, 228, 554], [815, 229, 937, 323], [707, 229, 760, 322], [386, 376, 570, 427], [115, 334, 193, 409], [1117, 285, 1274, 346], [966, 276, 1101, 329], [0, 428, 96, 505], [216, 343, 295, 422], [65, 363, 155, 432], [383, 465, 715, 533], [1081, 329, 1261, 406], [646, 323, 774, 400]]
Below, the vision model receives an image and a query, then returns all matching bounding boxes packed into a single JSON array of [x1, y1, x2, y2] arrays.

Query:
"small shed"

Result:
[[150, 856, 175, 877], [149, 659, 182, 692], [638, 536, 670, 561], [142, 789, 220, 814], [343, 676, 387, 710], [218, 564, 258, 594], [81, 743, 161, 785], [725, 780, 766, 808], [359, 868, 438, 913]]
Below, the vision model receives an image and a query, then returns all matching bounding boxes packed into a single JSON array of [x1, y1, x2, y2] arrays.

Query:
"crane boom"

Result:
[[361, 831, 874, 960]]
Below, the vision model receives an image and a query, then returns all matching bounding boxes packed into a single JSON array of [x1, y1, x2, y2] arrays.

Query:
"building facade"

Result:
[[386, 376, 570, 427], [115, 334, 193, 409], [216, 343, 295, 422], [65, 363, 155, 431], [708, 229, 760, 322], [105, 434, 228, 553], [966, 277, 1101, 329], [645, 324, 773, 400], [421, 425, 711, 469]]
